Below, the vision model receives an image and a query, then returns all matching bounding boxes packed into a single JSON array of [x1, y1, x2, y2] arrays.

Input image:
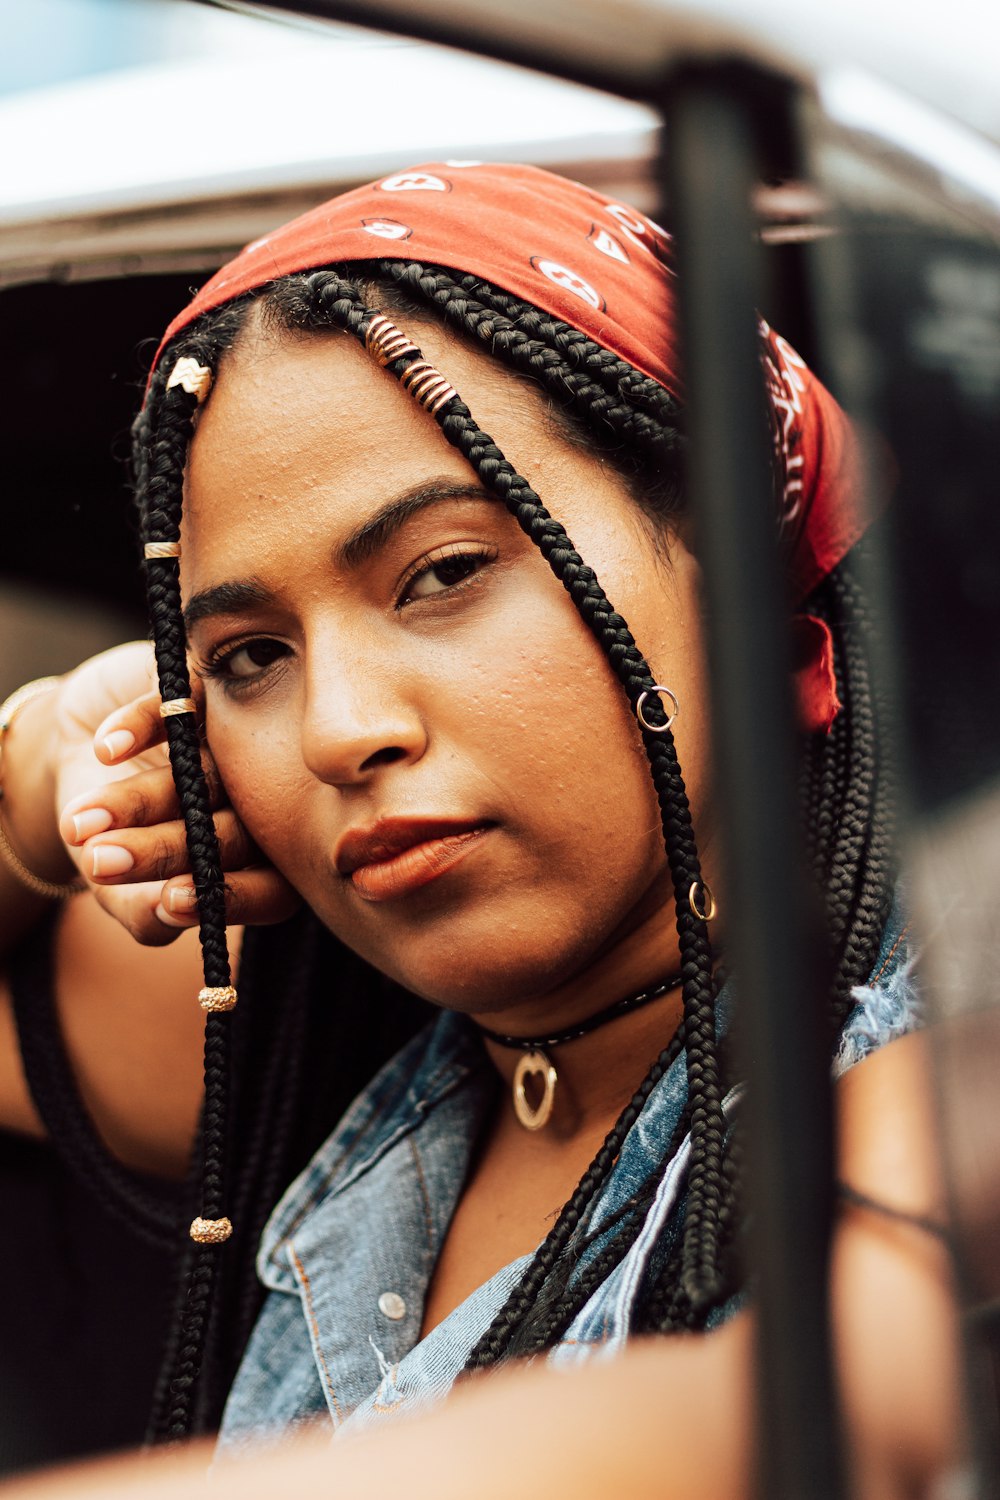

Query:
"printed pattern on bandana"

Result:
[[588, 225, 630, 264], [361, 218, 413, 241], [153, 160, 873, 615]]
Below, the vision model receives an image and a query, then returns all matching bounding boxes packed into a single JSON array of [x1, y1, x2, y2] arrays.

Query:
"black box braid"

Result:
[[132, 260, 893, 1427], [136, 324, 245, 1438], [133, 309, 429, 1443], [807, 560, 896, 1033]]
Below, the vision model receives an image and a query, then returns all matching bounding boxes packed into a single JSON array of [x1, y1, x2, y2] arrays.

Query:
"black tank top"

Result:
[[0, 1126, 180, 1475], [1, 906, 185, 1474], [0, 906, 430, 1471]]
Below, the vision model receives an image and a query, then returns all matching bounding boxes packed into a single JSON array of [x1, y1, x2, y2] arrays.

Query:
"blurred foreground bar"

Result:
[[662, 65, 843, 1500]]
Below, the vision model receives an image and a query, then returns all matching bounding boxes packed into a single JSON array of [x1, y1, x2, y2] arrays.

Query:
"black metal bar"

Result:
[[661, 69, 844, 1500], [809, 185, 1000, 1500]]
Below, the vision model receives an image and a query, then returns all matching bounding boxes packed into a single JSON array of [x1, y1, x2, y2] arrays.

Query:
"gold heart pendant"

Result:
[[512, 1049, 558, 1131]]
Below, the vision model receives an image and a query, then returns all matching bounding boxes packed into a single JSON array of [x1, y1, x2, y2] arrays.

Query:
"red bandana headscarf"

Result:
[[156, 161, 872, 733]]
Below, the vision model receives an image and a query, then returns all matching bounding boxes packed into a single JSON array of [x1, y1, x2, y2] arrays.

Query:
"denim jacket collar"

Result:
[[259, 1012, 492, 1295]]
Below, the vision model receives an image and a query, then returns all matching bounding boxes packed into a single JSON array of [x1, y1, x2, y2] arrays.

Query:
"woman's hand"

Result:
[[1, 642, 289, 1169], [53, 642, 299, 945]]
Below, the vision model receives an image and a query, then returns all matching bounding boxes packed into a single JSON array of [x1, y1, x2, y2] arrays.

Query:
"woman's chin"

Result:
[[305, 871, 669, 1017], [353, 932, 597, 1017]]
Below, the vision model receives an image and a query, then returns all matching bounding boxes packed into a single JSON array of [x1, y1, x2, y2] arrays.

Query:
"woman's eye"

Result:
[[402, 546, 495, 603], [216, 639, 288, 681]]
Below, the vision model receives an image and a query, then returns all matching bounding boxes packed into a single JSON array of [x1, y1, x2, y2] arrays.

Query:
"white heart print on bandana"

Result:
[[587, 225, 630, 264], [361, 218, 413, 240], [379, 172, 451, 193], [530, 257, 605, 311]]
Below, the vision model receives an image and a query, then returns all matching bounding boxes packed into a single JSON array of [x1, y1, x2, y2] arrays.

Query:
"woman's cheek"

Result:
[[210, 719, 306, 861]]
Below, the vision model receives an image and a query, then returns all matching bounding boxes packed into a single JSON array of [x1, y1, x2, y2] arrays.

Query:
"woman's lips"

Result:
[[338, 820, 492, 902]]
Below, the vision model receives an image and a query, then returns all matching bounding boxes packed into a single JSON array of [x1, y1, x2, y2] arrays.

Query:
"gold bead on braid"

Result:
[[189, 1216, 233, 1245], [199, 985, 238, 1013], [400, 360, 459, 417], [166, 357, 213, 404], [159, 698, 196, 718], [144, 541, 182, 560], [365, 314, 420, 368]]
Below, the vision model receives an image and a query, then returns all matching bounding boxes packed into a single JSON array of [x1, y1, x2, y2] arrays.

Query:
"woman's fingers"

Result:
[[92, 668, 207, 769], [156, 868, 301, 931], [77, 808, 256, 886], [44, 641, 289, 949], [93, 688, 170, 766], [88, 879, 197, 948], [83, 866, 300, 948], [59, 750, 224, 845], [50, 647, 299, 941]]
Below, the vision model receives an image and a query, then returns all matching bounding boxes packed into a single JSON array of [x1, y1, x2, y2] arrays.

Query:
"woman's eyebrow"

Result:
[[337, 479, 495, 570], [183, 579, 273, 633], [183, 482, 494, 632]]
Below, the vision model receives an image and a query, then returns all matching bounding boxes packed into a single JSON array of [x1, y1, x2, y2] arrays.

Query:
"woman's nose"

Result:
[[299, 657, 427, 787]]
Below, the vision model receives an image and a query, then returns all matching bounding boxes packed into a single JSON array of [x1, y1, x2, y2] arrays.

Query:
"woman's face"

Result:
[[182, 310, 715, 1019]]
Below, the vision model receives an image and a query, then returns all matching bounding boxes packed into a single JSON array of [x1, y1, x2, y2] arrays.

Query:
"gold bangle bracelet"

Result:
[[0, 818, 85, 899], [0, 677, 85, 899]]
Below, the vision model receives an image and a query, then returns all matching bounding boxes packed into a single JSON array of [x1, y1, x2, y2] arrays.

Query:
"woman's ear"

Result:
[[669, 510, 699, 566], [659, 517, 703, 612]]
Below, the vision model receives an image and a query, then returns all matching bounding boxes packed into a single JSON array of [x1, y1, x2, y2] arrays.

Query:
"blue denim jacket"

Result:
[[219, 897, 918, 1453]]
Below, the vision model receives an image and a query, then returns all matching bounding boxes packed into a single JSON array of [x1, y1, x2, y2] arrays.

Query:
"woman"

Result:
[[0, 163, 921, 1461]]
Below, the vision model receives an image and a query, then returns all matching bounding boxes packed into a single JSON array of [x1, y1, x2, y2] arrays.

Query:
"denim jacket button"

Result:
[[378, 1291, 407, 1321]]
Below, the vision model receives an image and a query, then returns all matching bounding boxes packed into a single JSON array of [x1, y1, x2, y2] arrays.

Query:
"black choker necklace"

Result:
[[475, 968, 685, 1132]]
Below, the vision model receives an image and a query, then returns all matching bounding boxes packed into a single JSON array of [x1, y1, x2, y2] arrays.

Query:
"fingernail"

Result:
[[102, 730, 136, 761], [155, 901, 195, 929], [166, 886, 198, 914], [70, 808, 114, 843], [90, 844, 135, 878]]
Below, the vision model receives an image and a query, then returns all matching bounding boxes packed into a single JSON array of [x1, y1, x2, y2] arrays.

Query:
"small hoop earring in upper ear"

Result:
[[635, 685, 679, 734]]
